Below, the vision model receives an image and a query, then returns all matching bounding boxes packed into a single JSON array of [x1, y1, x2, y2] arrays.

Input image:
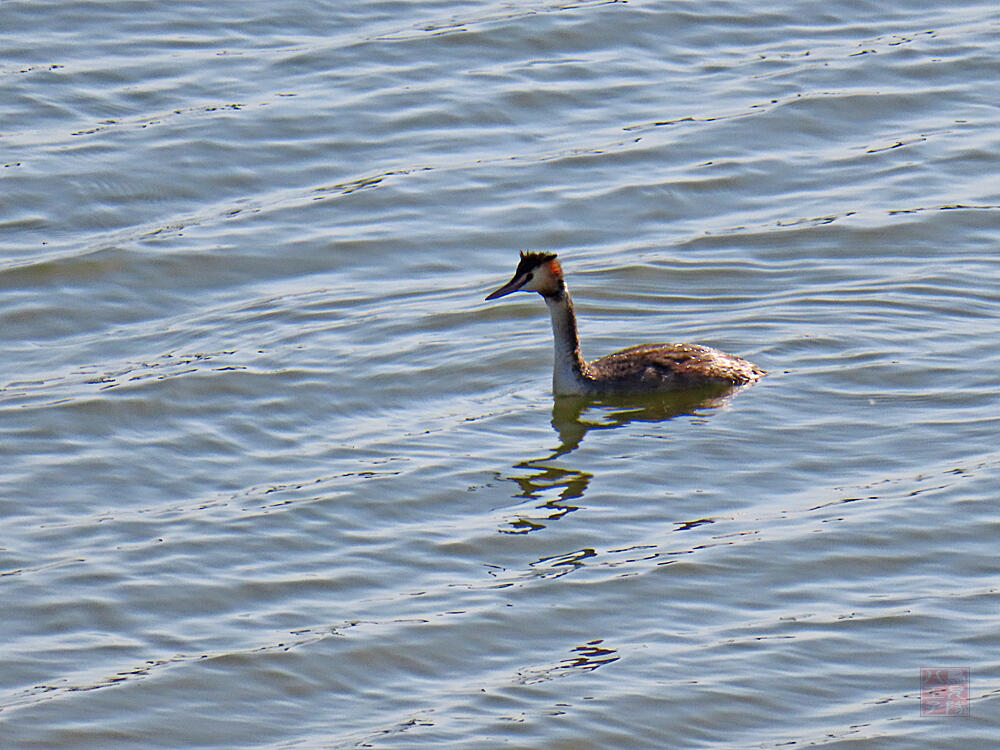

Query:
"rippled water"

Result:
[[3, 1, 999, 747]]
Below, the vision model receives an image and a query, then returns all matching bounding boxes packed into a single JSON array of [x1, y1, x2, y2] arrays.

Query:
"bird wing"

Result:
[[588, 343, 763, 387]]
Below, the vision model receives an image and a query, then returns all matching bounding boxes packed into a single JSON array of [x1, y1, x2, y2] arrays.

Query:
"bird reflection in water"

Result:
[[498, 460, 590, 534], [550, 383, 741, 456], [497, 384, 747, 534]]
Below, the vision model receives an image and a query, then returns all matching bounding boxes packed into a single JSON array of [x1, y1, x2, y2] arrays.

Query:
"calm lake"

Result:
[[2, 0, 998, 747]]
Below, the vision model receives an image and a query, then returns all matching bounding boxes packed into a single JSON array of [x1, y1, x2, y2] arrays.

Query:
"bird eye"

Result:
[[525, 273, 534, 281]]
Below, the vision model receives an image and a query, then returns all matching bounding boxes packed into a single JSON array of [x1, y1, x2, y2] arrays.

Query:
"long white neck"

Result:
[[543, 289, 591, 395]]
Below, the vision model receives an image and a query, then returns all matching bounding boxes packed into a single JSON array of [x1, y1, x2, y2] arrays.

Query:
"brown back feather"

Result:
[[587, 343, 765, 388]]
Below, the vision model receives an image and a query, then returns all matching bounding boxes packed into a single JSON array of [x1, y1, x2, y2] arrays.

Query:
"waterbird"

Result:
[[485, 252, 766, 396]]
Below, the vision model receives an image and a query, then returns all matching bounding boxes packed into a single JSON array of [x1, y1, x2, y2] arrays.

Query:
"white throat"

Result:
[[543, 292, 591, 395]]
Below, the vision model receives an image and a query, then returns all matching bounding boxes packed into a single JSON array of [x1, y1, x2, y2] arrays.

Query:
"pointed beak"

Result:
[[485, 275, 526, 301]]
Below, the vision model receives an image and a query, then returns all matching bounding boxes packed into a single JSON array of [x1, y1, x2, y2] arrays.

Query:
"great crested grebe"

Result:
[[486, 252, 766, 396]]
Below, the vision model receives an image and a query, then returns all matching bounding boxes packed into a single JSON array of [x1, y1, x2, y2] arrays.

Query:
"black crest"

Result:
[[515, 251, 558, 276]]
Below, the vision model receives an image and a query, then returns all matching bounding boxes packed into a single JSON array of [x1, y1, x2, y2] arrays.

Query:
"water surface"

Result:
[[2, 0, 999, 747]]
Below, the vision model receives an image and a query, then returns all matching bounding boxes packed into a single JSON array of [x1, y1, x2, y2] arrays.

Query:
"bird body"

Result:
[[486, 252, 765, 396]]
